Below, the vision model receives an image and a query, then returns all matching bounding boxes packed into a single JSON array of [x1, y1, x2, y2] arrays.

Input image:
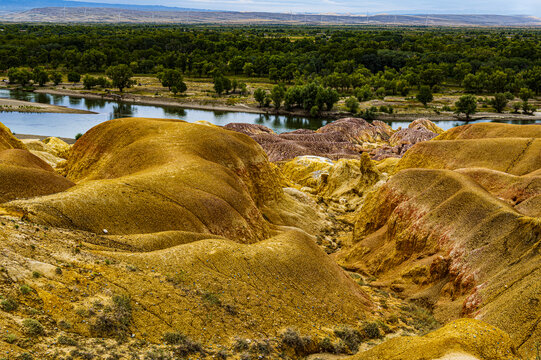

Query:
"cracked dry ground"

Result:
[[0, 118, 539, 359]]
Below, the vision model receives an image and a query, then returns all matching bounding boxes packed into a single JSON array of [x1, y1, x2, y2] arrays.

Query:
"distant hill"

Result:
[[2, 5, 541, 26], [0, 0, 209, 12]]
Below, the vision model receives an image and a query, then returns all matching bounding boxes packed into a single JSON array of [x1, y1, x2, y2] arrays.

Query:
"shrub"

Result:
[[319, 337, 335, 353], [5, 333, 17, 344], [201, 292, 221, 306], [32, 271, 40, 278], [144, 349, 171, 360], [251, 339, 272, 355], [361, 107, 377, 121], [19, 284, 32, 295], [1, 297, 18, 312], [22, 318, 44, 336], [58, 335, 78, 346], [363, 322, 381, 339], [216, 349, 229, 359], [162, 332, 186, 345], [18, 353, 33, 360], [334, 326, 363, 353], [233, 337, 250, 352], [345, 96, 359, 113], [171, 337, 204, 357], [75, 133, 83, 140], [58, 320, 72, 330], [91, 294, 132, 336], [280, 328, 311, 355]]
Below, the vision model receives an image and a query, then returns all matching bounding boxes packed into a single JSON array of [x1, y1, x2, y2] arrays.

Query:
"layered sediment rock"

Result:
[[225, 118, 440, 162], [338, 122, 541, 357]]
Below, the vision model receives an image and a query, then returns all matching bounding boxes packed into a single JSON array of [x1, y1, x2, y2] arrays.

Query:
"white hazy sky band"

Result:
[[72, 0, 540, 16]]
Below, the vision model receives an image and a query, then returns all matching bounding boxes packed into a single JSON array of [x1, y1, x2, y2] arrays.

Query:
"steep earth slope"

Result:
[[0, 118, 387, 359], [337, 122, 541, 358], [0, 126, 74, 203], [5, 118, 325, 241]]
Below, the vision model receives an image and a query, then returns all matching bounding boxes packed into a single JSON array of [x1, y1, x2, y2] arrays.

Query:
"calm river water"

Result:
[[0, 89, 539, 138]]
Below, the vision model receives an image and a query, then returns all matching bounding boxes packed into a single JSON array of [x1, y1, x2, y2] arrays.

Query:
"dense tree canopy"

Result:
[[0, 24, 540, 97]]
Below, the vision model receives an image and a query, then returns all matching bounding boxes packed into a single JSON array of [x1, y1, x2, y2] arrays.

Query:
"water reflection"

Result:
[[52, 94, 63, 105], [84, 98, 107, 110], [110, 103, 136, 120], [35, 93, 50, 104], [163, 106, 187, 118], [69, 97, 82, 106], [213, 110, 228, 119], [0, 89, 539, 139]]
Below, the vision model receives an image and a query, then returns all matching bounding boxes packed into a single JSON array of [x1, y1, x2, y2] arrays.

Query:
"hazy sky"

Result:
[[77, 0, 540, 15]]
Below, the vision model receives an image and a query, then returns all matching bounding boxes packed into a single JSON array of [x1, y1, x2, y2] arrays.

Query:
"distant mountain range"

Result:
[[0, 0, 210, 12], [1, 1, 540, 26]]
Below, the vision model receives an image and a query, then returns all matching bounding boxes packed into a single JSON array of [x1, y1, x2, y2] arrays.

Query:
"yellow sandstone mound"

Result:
[[409, 118, 444, 134], [396, 138, 541, 176], [5, 118, 324, 241], [22, 138, 71, 167], [279, 153, 382, 209], [396, 123, 541, 176], [0, 122, 25, 151], [435, 122, 541, 140], [0, 149, 74, 203], [105, 229, 372, 342], [338, 167, 540, 357], [347, 318, 519, 360], [454, 167, 541, 212]]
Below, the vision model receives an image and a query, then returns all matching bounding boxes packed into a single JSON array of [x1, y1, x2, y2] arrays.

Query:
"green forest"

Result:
[[1, 24, 541, 116]]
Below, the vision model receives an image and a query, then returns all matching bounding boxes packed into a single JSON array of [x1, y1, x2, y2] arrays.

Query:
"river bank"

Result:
[[0, 97, 96, 114], [32, 88, 541, 122]]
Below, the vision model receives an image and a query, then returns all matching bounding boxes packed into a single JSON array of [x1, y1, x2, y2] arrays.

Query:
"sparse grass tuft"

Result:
[[5, 333, 17, 344], [334, 325, 363, 353], [19, 284, 32, 295], [58, 335, 78, 346], [22, 318, 44, 336], [363, 322, 382, 339], [0, 297, 18, 312]]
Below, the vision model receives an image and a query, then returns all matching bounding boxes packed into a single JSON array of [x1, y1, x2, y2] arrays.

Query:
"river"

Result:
[[0, 89, 539, 138]]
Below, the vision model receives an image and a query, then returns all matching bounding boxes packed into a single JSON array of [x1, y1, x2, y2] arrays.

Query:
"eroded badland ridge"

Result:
[[0, 117, 538, 359]]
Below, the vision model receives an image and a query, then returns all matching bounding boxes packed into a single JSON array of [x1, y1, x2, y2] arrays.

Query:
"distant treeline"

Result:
[[1, 24, 541, 95]]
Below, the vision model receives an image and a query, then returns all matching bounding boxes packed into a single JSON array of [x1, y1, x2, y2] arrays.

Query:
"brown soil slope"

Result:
[[338, 123, 541, 357], [0, 149, 74, 203], [0, 118, 378, 358], [5, 118, 323, 241], [396, 138, 541, 176], [347, 318, 519, 360], [0, 122, 25, 151], [435, 122, 541, 140]]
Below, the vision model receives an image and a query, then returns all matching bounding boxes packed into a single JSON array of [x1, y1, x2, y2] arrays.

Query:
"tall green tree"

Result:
[[416, 85, 433, 107], [50, 71, 62, 86], [454, 95, 477, 120], [270, 85, 285, 109], [158, 69, 187, 94], [106, 64, 134, 92], [32, 67, 49, 86], [253, 88, 267, 107], [489, 93, 508, 113], [7, 68, 32, 86], [345, 96, 359, 113], [68, 71, 81, 84]]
